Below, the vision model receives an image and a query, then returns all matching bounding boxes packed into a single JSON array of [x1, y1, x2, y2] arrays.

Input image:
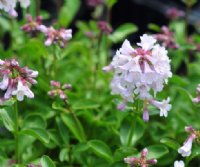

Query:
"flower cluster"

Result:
[[166, 7, 185, 20], [97, 21, 112, 35], [0, 0, 30, 17], [21, 15, 42, 34], [154, 26, 179, 49], [124, 148, 157, 167], [86, 0, 104, 7], [103, 34, 172, 121], [48, 80, 72, 100], [178, 126, 199, 157], [0, 59, 38, 103], [38, 25, 72, 48]]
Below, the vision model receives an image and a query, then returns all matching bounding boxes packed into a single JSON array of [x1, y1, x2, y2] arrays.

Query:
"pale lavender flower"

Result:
[[174, 160, 184, 167], [178, 126, 199, 157], [0, 0, 30, 17], [150, 98, 171, 117], [178, 133, 196, 157], [38, 25, 72, 48]]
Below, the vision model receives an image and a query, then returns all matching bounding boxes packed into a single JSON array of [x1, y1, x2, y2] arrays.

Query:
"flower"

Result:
[[97, 21, 112, 34], [103, 34, 172, 121], [0, 0, 30, 17], [178, 133, 196, 157], [166, 7, 185, 20], [154, 26, 179, 49], [48, 80, 72, 100], [21, 15, 42, 34], [0, 59, 38, 103], [174, 160, 184, 167], [177, 126, 200, 157], [12, 79, 34, 101], [150, 98, 171, 117], [38, 25, 72, 47], [124, 148, 157, 167]]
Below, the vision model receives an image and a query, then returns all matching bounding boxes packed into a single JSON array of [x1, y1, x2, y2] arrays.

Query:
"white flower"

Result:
[[174, 160, 184, 167], [12, 80, 34, 101], [178, 134, 196, 157], [137, 34, 156, 50], [150, 97, 171, 117], [60, 29, 72, 40], [0, 75, 9, 90]]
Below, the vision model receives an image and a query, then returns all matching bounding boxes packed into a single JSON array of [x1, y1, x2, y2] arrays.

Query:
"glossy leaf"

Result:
[[41, 155, 56, 167], [61, 113, 86, 142], [88, 140, 113, 162]]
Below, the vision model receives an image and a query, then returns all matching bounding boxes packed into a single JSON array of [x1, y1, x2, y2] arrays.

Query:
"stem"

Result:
[[14, 101, 20, 163]]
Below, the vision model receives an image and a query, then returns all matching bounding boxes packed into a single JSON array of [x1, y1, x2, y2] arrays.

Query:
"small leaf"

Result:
[[56, 117, 69, 144], [59, 148, 69, 162], [109, 23, 137, 43], [61, 113, 86, 142], [41, 155, 56, 167], [23, 114, 46, 129], [160, 138, 180, 150], [20, 128, 50, 144], [0, 108, 14, 132], [88, 140, 113, 162], [114, 146, 137, 161], [120, 117, 145, 146], [147, 145, 169, 159]]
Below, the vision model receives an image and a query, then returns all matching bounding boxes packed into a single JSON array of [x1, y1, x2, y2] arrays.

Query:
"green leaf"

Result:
[[160, 138, 180, 150], [20, 128, 50, 144], [120, 117, 145, 146], [109, 23, 138, 43], [23, 114, 46, 129], [61, 113, 86, 142], [147, 145, 169, 159], [114, 146, 137, 161], [59, 148, 69, 162], [48, 129, 63, 147], [88, 140, 113, 162], [0, 108, 14, 132], [58, 0, 80, 27], [148, 23, 160, 32], [41, 155, 56, 167], [56, 117, 69, 144]]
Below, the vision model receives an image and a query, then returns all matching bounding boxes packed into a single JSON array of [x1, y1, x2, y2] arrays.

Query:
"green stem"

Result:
[[14, 101, 20, 163]]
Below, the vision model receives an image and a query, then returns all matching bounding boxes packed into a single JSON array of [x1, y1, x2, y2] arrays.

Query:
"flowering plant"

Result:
[[0, 0, 199, 166]]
